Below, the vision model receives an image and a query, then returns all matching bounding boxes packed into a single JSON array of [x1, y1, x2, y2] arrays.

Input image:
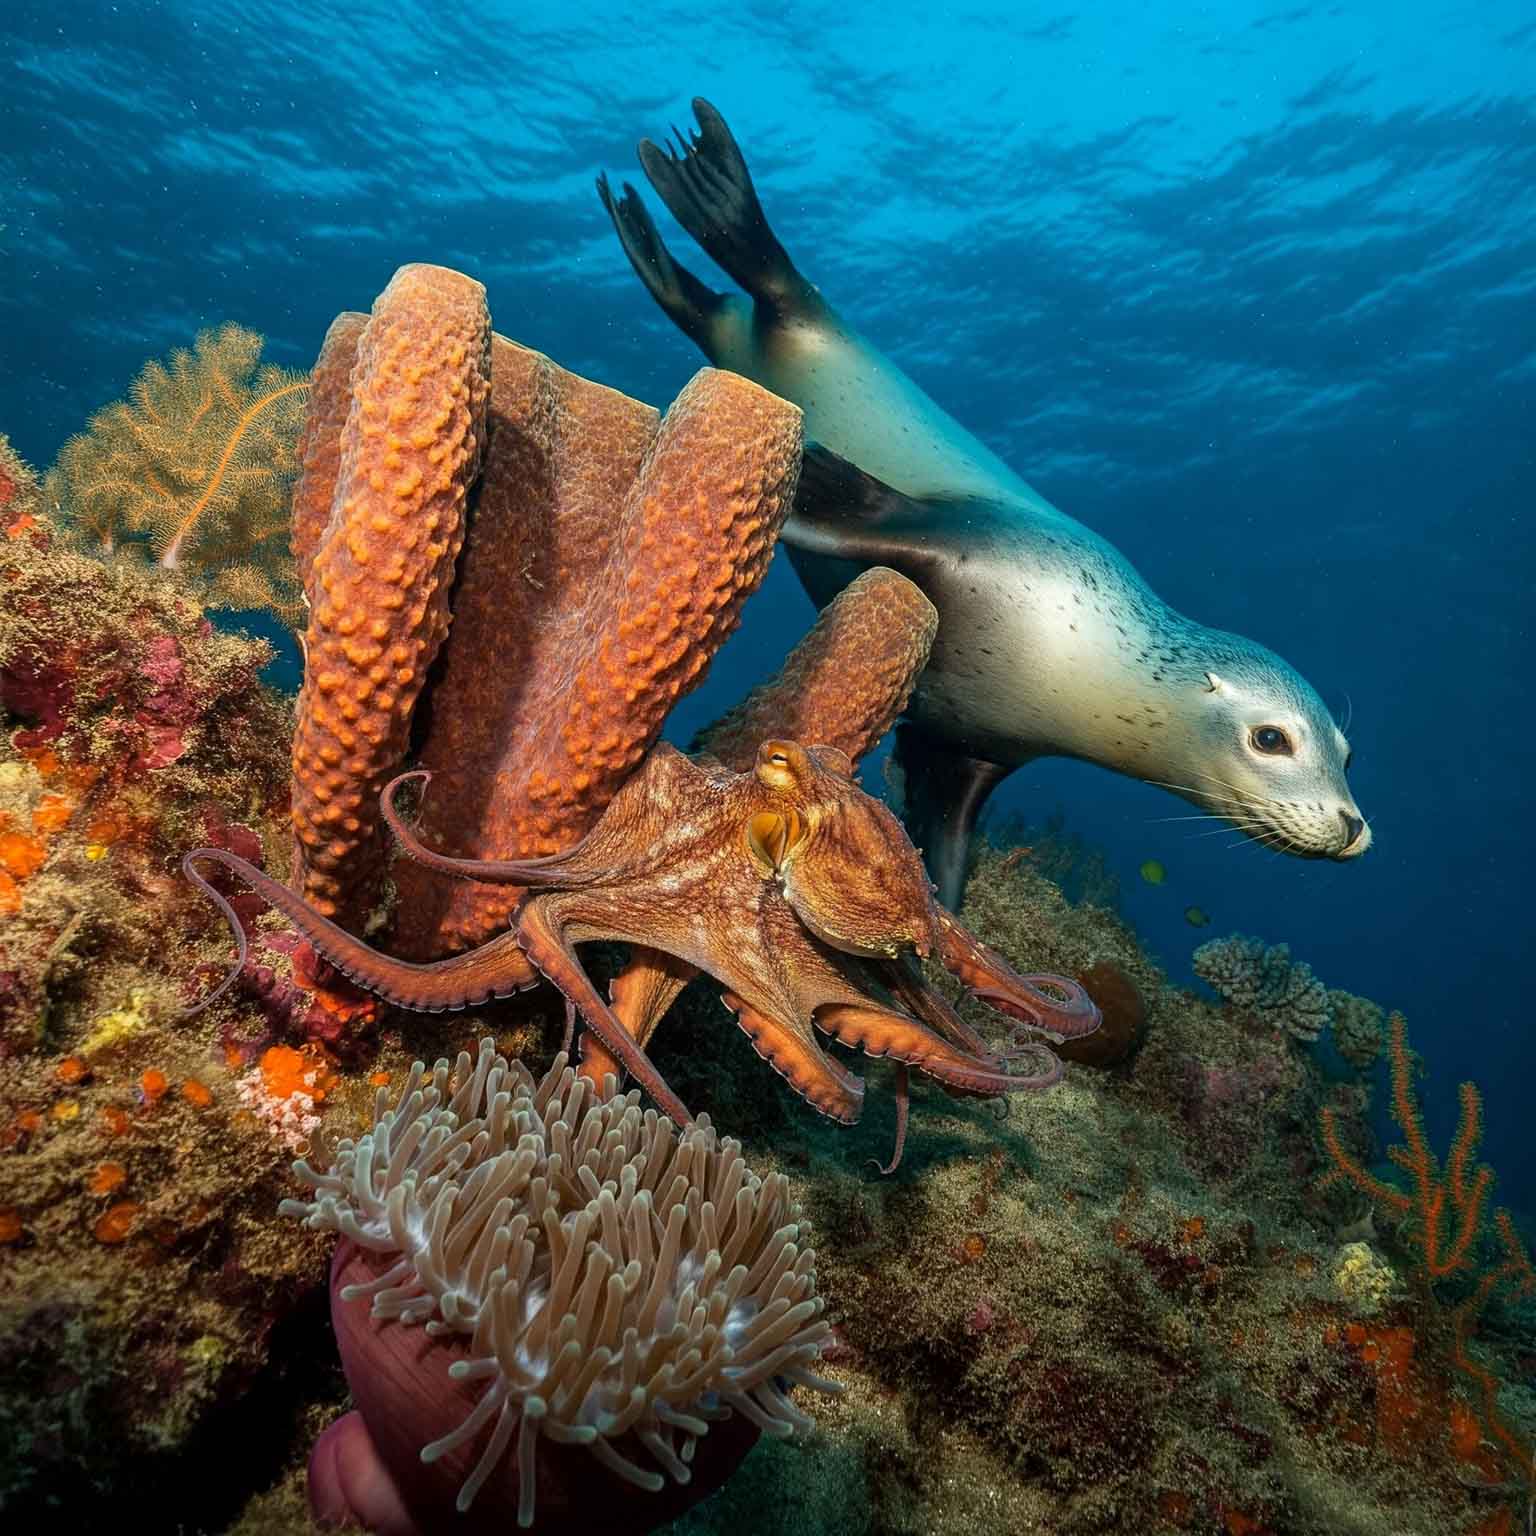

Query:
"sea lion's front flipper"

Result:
[[787, 444, 949, 568], [635, 97, 812, 310], [893, 723, 1013, 909], [596, 172, 727, 351]]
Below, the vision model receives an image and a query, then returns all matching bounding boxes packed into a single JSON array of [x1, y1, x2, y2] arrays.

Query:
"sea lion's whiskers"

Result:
[[1146, 779, 1263, 812], [1226, 828, 1286, 854], [1150, 773, 1282, 820], [1185, 768, 1287, 814]]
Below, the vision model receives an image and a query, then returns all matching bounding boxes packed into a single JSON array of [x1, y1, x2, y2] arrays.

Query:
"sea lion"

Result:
[[598, 99, 1369, 906]]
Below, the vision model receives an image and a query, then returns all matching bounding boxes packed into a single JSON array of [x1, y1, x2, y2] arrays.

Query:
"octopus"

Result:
[[184, 261, 1098, 1161], [188, 733, 1097, 1155]]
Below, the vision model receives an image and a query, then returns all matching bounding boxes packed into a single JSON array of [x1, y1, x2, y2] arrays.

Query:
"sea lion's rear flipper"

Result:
[[894, 723, 1014, 910], [635, 97, 812, 310], [597, 172, 728, 350]]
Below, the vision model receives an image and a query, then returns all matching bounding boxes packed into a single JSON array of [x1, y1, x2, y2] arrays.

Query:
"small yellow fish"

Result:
[[1139, 859, 1166, 886], [1184, 905, 1211, 928]]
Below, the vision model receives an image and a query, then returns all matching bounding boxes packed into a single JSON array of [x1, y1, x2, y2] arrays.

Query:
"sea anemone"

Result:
[[283, 1040, 836, 1532]]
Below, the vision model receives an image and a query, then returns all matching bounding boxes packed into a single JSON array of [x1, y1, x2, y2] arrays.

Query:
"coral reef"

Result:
[[1194, 933, 1332, 1044], [0, 505, 352, 1514], [4, 278, 1530, 1536], [288, 1040, 834, 1532], [43, 324, 310, 623]]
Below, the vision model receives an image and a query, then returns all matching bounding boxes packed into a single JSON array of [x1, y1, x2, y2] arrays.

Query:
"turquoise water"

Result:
[[3, 0, 1531, 1207]]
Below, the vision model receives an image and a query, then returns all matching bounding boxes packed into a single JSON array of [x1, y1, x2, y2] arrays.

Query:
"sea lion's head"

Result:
[[1172, 656, 1370, 860]]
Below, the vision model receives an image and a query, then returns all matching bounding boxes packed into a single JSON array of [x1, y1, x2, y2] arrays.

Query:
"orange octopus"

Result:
[[185, 262, 1097, 1157]]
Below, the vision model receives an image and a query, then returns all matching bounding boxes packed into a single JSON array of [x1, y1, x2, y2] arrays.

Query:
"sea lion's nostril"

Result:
[[1340, 812, 1364, 850]]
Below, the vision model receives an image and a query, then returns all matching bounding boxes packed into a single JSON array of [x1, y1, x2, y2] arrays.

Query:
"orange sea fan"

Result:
[[44, 324, 310, 624]]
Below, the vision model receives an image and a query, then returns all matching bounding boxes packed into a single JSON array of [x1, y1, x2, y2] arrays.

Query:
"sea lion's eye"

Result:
[[1250, 726, 1292, 756]]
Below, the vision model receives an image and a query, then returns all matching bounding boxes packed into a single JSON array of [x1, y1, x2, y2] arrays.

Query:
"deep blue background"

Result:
[[3, 1, 1531, 1211]]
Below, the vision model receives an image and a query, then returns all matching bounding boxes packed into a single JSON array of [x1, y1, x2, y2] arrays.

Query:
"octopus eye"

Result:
[[755, 740, 805, 790], [745, 811, 803, 875], [1250, 725, 1292, 756]]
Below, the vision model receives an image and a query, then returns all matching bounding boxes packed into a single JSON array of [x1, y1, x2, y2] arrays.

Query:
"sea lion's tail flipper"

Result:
[[635, 97, 811, 309], [597, 172, 728, 349], [893, 724, 1014, 910]]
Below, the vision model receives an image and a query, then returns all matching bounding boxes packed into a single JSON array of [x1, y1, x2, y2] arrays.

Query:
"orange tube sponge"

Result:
[[694, 566, 937, 772], [291, 265, 492, 925], [291, 310, 367, 597], [392, 346, 801, 956]]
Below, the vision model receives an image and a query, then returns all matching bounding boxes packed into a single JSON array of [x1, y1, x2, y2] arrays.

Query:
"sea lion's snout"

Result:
[[1336, 810, 1370, 857]]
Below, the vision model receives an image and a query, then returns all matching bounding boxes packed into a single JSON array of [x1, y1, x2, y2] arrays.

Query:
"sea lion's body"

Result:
[[601, 101, 1369, 904]]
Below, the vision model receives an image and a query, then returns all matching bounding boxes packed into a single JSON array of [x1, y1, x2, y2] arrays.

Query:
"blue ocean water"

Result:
[[3, 0, 1531, 1207]]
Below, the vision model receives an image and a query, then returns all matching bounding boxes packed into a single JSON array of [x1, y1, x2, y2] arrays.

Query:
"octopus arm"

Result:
[[513, 897, 695, 1128], [381, 772, 606, 887], [181, 848, 538, 1013], [935, 910, 1101, 1042], [720, 990, 866, 1125], [576, 948, 700, 1090], [814, 999, 1063, 1100]]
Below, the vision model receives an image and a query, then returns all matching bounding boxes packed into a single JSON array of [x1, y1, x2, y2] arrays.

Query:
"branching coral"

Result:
[[1193, 932, 1331, 1043], [283, 1038, 835, 1531], [43, 324, 309, 623], [1320, 1014, 1536, 1503], [1320, 1013, 1493, 1279]]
